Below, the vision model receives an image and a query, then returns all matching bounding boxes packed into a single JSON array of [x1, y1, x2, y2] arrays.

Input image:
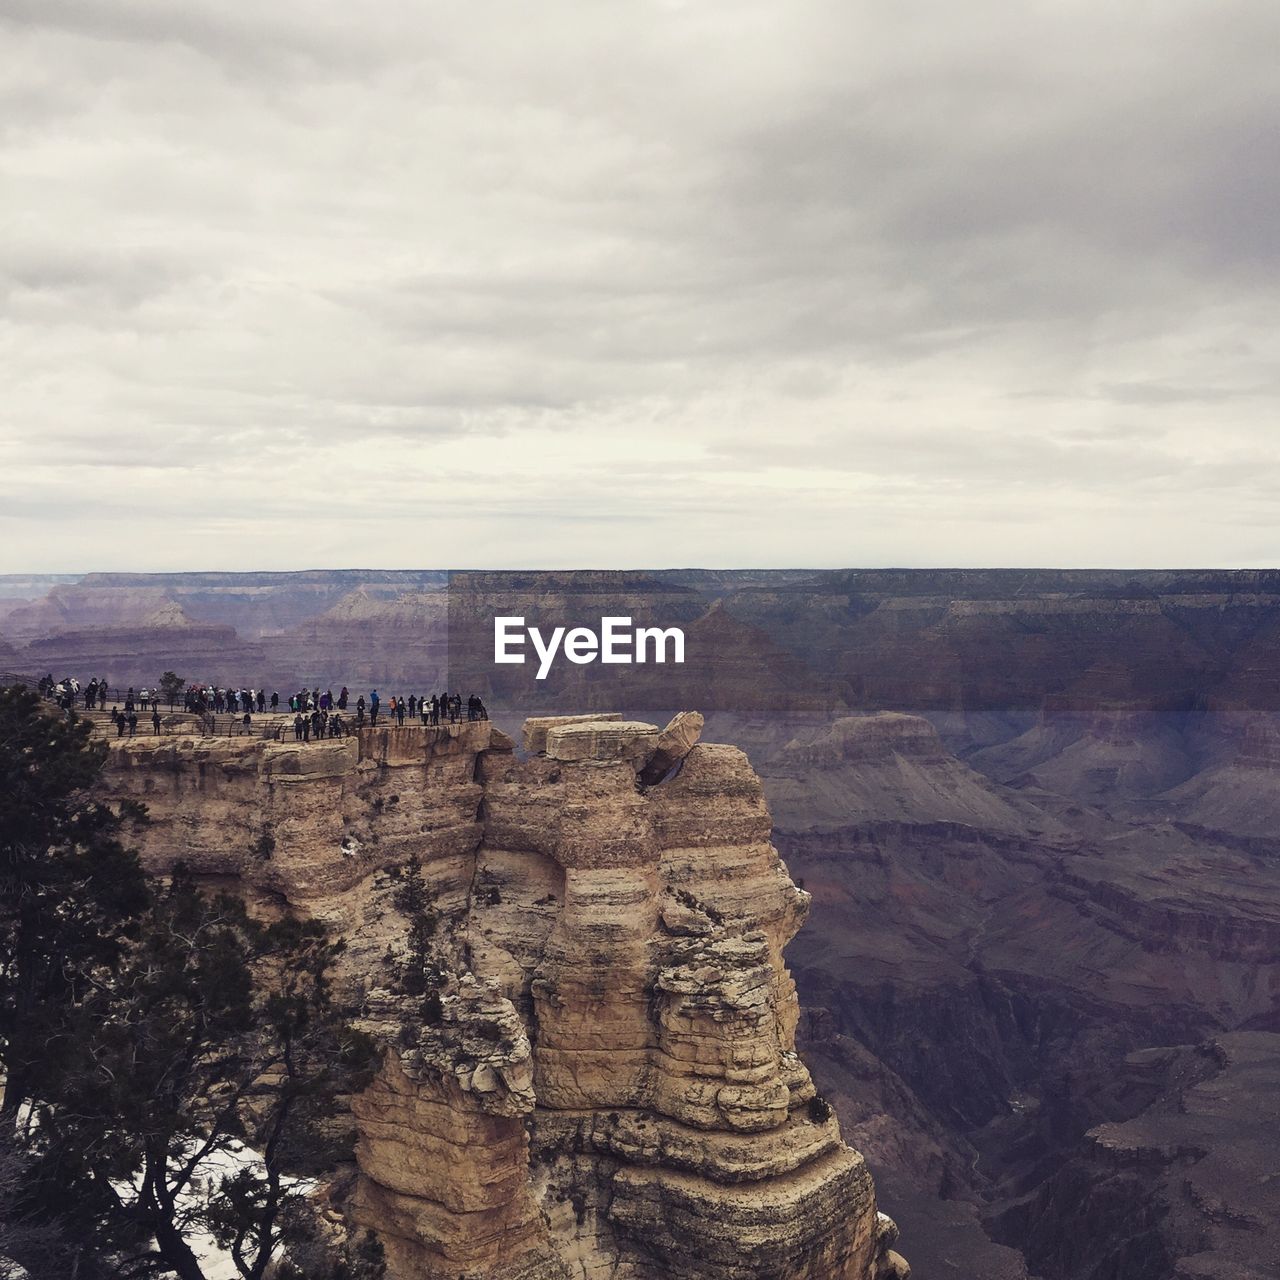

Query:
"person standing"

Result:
[[294, 713, 304, 741], [151, 709, 161, 735]]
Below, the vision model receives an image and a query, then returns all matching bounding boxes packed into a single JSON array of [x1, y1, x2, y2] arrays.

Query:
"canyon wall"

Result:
[[17, 568, 1280, 713], [98, 712, 906, 1280]]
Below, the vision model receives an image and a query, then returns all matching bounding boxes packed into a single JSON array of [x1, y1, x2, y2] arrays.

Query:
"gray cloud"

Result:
[[1, 0, 1279, 571]]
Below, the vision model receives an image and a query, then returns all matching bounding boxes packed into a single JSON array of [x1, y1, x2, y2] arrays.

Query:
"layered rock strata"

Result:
[[99, 714, 905, 1280]]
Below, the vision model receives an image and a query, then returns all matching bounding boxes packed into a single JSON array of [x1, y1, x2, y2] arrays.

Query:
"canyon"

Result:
[[9, 567, 1280, 1279]]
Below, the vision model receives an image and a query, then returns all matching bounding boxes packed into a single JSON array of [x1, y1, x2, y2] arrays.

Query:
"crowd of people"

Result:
[[283, 688, 489, 741], [38, 674, 117, 710], [38, 675, 167, 714], [183, 685, 273, 715], [106, 705, 163, 738], [34, 672, 488, 743]]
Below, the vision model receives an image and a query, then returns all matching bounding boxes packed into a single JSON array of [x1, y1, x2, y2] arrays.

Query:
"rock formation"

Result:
[[97, 712, 906, 1280]]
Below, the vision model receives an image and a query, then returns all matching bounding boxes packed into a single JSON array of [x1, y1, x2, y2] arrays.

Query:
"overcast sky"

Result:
[[2, 0, 1279, 571]]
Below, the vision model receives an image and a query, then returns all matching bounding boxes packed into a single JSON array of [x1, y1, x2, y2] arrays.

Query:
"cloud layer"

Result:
[[3, 0, 1279, 570]]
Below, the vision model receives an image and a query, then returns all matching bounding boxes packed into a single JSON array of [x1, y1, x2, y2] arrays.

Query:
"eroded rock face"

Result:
[[99, 713, 903, 1280]]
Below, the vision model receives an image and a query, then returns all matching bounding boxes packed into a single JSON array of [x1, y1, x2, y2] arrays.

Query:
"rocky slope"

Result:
[[97, 711, 906, 1280], [994, 1032, 1280, 1280]]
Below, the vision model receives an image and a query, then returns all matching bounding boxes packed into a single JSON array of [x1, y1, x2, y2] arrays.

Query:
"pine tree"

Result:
[[0, 684, 150, 1124], [159, 671, 186, 710], [39, 869, 381, 1280], [0, 683, 384, 1280], [393, 855, 438, 998]]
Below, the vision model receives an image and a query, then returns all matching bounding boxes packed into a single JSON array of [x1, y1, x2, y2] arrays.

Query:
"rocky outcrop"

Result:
[[98, 712, 904, 1280]]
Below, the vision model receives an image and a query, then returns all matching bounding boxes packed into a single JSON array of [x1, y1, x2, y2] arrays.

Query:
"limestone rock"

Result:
[[96, 711, 903, 1280], [639, 709, 705, 785], [522, 712, 622, 754], [882, 1252, 910, 1279], [544, 718, 658, 766]]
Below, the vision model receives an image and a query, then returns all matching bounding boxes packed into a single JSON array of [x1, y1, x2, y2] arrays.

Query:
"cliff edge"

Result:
[[99, 712, 907, 1280]]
